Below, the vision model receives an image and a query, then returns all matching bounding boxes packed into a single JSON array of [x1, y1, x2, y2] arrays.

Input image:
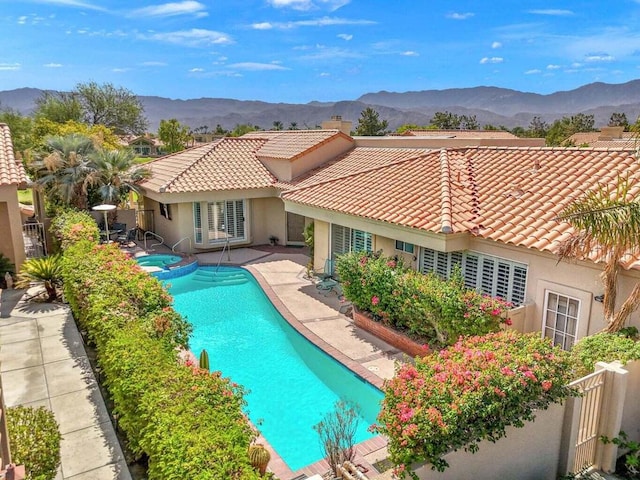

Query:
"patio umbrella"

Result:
[[92, 204, 116, 242]]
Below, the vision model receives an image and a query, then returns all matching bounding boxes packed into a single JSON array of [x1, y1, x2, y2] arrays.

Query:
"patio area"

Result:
[[1, 245, 405, 480]]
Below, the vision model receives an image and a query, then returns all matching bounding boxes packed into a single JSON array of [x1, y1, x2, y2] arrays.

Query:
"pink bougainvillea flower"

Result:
[[372, 295, 380, 305]]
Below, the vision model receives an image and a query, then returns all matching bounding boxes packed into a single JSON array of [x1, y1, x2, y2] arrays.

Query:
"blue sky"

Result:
[[1, 0, 640, 103]]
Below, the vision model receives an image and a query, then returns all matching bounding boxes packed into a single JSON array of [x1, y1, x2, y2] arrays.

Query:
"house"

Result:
[[0, 123, 27, 270], [121, 134, 165, 157], [568, 126, 637, 149], [136, 126, 640, 348]]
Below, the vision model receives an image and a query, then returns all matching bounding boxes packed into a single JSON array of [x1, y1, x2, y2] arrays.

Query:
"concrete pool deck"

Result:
[[0, 245, 402, 480]]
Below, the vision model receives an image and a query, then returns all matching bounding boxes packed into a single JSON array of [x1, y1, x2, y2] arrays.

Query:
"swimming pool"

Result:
[[166, 266, 383, 471], [135, 254, 182, 268]]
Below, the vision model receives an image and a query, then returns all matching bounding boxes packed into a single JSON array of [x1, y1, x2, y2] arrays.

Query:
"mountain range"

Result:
[[2, 80, 640, 133]]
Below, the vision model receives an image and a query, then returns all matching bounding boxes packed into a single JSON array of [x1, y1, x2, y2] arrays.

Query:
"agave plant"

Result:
[[15, 255, 63, 302], [0, 253, 15, 289]]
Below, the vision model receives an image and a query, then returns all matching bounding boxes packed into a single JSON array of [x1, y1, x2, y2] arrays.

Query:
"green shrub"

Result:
[[55, 210, 259, 479], [374, 331, 574, 477], [0, 252, 15, 288], [7, 406, 61, 480], [570, 332, 640, 379], [336, 251, 512, 346], [49, 209, 99, 250]]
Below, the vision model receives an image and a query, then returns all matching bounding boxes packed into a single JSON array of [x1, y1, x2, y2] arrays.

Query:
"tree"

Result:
[[88, 148, 151, 206], [558, 176, 640, 332], [32, 118, 121, 151], [609, 112, 629, 129], [272, 121, 284, 131], [546, 114, 595, 146], [354, 107, 388, 136], [35, 133, 96, 210], [230, 124, 258, 137], [459, 114, 479, 130], [0, 107, 33, 156], [430, 111, 461, 130], [288, 122, 298, 130], [34, 92, 83, 124], [35, 82, 148, 135], [158, 118, 191, 153], [15, 255, 64, 302], [528, 116, 548, 137]]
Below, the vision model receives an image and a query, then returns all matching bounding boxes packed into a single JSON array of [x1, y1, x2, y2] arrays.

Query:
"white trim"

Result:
[[542, 290, 580, 350]]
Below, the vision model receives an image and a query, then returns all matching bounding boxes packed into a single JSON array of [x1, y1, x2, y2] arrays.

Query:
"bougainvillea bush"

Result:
[[336, 251, 513, 346], [373, 331, 575, 478]]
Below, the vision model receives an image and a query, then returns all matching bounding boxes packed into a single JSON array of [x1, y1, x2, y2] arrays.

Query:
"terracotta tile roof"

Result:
[[401, 129, 519, 139], [243, 130, 351, 160], [284, 146, 432, 188], [139, 138, 277, 193], [0, 123, 27, 186], [283, 146, 640, 267], [568, 131, 636, 146]]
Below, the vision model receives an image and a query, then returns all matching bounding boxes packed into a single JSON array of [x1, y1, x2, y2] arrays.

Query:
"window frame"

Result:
[[542, 290, 580, 350]]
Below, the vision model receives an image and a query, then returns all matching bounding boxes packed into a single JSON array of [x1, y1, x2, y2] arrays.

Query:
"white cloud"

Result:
[[491, 41, 502, 49], [112, 68, 130, 72], [299, 45, 362, 60], [0, 63, 21, 71], [17, 16, 27, 24], [401, 51, 419, 57], [251, 16, 375, 29], [44, 62, 63, 68], [525, 69, 541, 74], [252, 22, 273, 30], [227, 62, 289, 71], [319, 72, 330, 76], [447, 12, 474, 20], [528, 9, 574, 16], [480, 56, 503, 64], [189, 67, 205, 72], [141, 61, 168, 67], [141, 29, 234, 47], [337, 33, 352, 41], [33, 0, 107, 11], [546, 64, 561, 70], [267, 0, 350, 11], [130, 1, 208, 18], [585, 54, 615, 62]]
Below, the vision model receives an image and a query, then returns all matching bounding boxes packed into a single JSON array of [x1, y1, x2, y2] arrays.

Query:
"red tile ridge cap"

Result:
[[439, 149, 453, 234]]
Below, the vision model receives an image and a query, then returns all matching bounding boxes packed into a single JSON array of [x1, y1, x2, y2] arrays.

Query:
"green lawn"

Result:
[[17, 189, 33, 205]]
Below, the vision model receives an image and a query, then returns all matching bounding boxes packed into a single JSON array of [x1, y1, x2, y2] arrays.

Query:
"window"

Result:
[[395, 240, 415, 254], [331, 225, 372, 260], [543, 292, 579, 350], [193, 200, 246, 245], [159, 203, 171, 220], [419, 248, 527, 305]]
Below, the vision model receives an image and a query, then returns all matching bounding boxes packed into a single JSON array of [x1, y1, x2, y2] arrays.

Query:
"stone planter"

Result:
[[352, 308, 427, 357]]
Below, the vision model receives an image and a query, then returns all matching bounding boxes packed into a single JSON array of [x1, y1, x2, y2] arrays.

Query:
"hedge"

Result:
[[55, 210, 262, 479]]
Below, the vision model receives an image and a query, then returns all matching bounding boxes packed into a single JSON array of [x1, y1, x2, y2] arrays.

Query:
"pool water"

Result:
[[135, 254, 181, 268], [166, 266, 383, 471]]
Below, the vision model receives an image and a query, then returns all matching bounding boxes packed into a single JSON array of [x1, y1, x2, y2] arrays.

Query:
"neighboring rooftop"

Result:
[[0, 123, 27, 186], [399, 129, 519, 139], [568, 127, 638, 149]]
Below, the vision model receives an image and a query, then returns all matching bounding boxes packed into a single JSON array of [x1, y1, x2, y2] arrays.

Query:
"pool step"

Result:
[[192, 270, 249, 286]]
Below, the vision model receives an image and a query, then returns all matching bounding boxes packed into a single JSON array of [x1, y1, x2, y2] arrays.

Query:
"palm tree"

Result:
[[558, 176, 640, 332], [88, 148, 151, 206], [15, 255, 64, 302], [35, 134, 96, 210]]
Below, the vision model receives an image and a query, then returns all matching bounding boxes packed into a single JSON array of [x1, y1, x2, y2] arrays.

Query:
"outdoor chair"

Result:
[[118, 228, 137, 246], [316, 258, 335, 280]]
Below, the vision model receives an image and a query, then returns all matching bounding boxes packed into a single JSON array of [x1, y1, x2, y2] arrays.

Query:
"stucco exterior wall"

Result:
[[0, 185, 25, 270], [411, 403, 565, 480], [250, 197, 286, 245], [313, 220, 330, 270], [309, 220, 640, 340]]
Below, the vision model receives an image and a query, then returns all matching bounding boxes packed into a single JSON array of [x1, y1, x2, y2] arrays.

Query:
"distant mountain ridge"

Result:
[[2, 80, 640, 132]]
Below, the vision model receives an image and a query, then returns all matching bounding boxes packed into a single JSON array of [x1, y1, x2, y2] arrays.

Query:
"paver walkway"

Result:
[[0, 288, 131, 480]]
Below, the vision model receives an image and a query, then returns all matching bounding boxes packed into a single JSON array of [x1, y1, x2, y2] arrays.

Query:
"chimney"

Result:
[[321, 116, 353, 136], [598, 126, 624, 140]]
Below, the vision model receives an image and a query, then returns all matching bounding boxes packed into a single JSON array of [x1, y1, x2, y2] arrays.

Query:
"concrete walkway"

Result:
[[0, 288, 130, 480]]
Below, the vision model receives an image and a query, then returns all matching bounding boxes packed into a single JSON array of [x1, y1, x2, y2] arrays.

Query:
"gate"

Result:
[[571, 369, 606, 473], [22, 222, 47, 258]]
